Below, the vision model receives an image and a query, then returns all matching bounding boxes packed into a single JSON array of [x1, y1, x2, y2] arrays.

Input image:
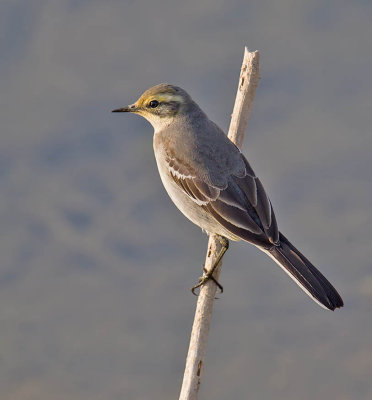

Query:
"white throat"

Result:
[[144, 114, 173, 133]]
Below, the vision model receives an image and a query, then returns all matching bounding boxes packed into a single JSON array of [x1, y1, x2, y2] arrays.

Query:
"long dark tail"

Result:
[[264, 233, 343, 310]]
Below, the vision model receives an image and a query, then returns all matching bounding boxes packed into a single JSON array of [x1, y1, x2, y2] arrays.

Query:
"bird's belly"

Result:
[[154, 151, 240, 241]]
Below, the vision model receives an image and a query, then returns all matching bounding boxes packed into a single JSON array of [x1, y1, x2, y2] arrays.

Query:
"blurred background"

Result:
[[1, 1, 371, 399]]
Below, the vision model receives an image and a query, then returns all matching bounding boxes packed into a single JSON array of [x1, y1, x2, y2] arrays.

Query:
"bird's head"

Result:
[[112, 84, 193, 129]]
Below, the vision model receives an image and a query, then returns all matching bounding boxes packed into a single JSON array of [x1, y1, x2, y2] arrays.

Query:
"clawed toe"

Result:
[[190, 268, 223, 296]]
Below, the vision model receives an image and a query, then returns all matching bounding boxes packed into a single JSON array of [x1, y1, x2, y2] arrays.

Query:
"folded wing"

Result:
[[165, 147, 279, 248]]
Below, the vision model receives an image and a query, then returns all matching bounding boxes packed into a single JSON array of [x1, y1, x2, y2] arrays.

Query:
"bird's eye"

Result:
[[149, 100, 159, 108]]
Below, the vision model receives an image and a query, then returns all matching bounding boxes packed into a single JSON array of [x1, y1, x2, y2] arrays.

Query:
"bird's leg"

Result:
[[191, 236, 229, 295]]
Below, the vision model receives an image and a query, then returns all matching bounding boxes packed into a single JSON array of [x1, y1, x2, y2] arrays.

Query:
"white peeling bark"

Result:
[[178, 48, 260, 400]]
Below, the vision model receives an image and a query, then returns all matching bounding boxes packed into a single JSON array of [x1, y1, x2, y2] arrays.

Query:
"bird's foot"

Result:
[[191, 235, 229, 296], [191, 267, 224, 296]]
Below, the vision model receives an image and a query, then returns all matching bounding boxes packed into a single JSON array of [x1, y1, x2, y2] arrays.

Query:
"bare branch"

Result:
[[228, 48, 260, 147]]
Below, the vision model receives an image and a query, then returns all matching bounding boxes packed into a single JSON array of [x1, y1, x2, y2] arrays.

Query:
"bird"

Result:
[[112, 83, 343, 311]]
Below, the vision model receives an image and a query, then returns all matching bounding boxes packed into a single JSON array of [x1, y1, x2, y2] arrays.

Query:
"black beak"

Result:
[[111, 104, 136, 113]]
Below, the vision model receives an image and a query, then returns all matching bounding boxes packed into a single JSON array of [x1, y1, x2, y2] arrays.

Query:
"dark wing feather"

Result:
[[209, 199, 262, 234], [193, 179, 219, 201], [218, 180, 248, 211], [185, 179, 210, 203], [172, 174, 201, 202], [254, 178, 272, 229], [265, 203, 279, 244], [234, 174, 257, 207]]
